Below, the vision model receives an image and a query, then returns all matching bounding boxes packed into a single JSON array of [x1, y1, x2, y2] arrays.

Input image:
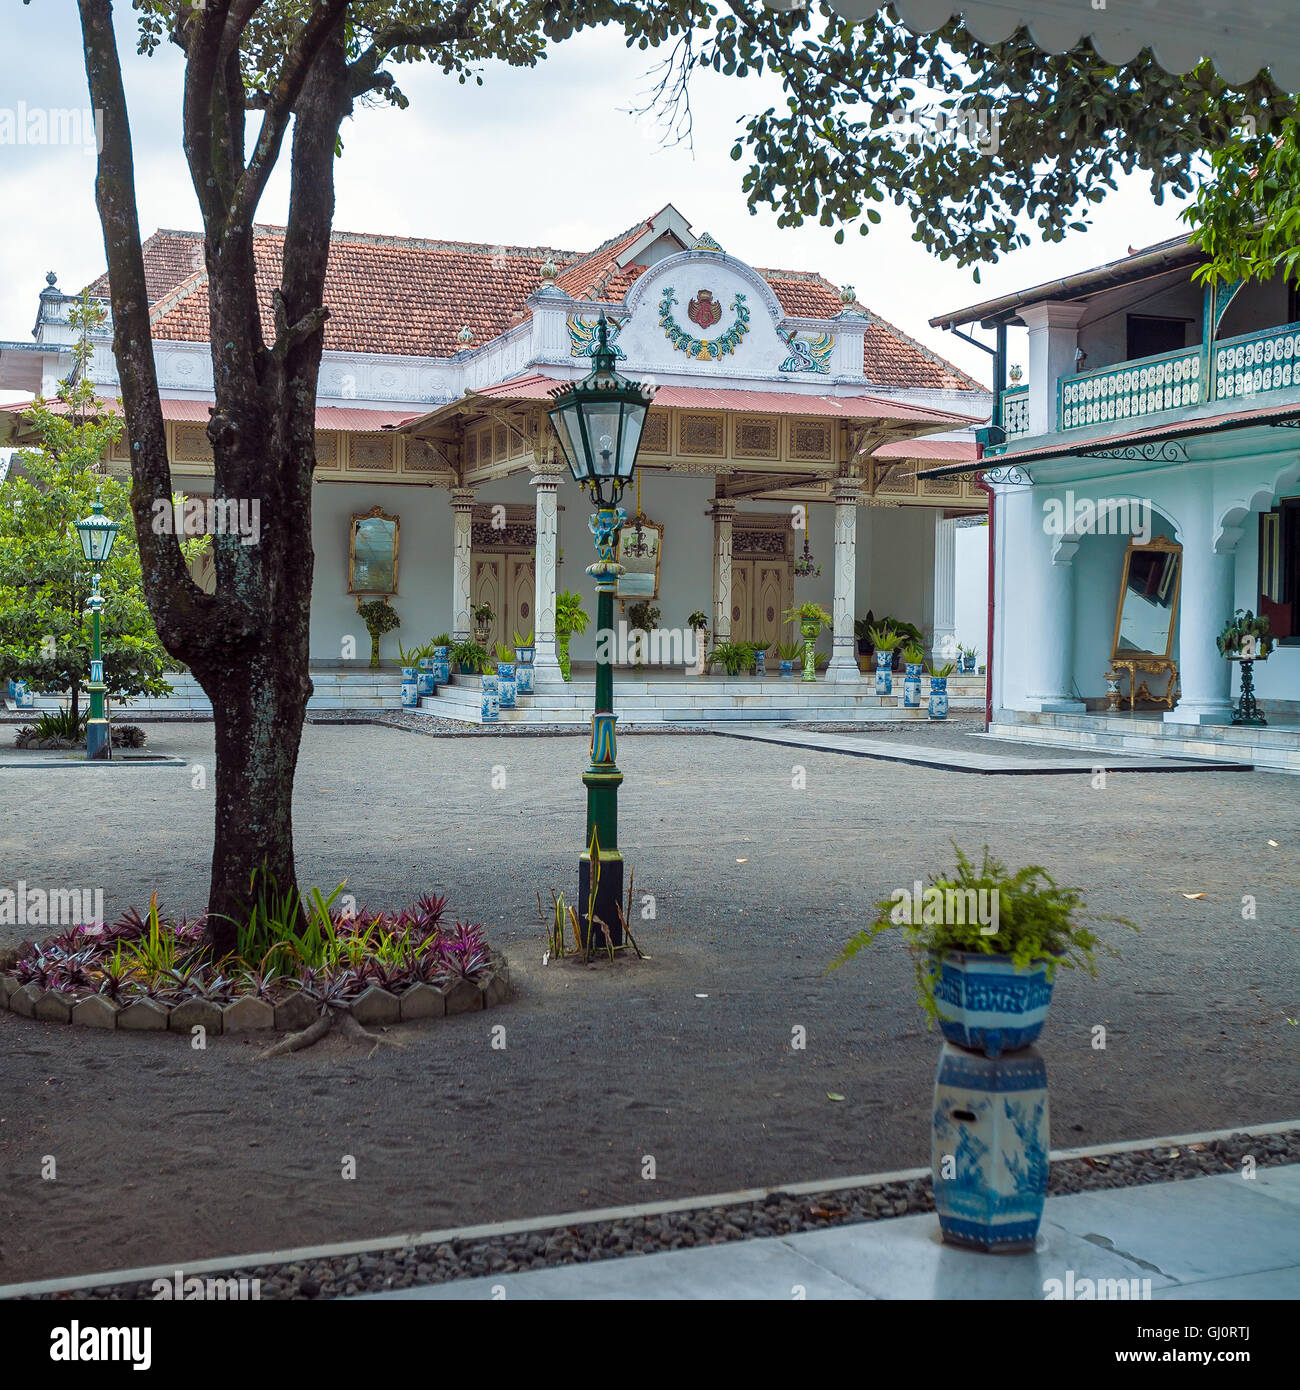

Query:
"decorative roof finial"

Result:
[[839, 284, 856, 306], [1009, 363, 1023, 384], [45, 271, 57, 287], [457, 325, 474, 346], [695, 231, 724, 253], [540, 255, 557, 282]]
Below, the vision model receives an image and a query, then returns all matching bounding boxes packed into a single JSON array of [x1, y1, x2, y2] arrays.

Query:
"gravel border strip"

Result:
[[18, 1129, 1296, 1300]]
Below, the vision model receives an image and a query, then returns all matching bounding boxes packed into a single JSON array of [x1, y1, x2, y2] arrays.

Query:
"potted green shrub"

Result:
[[555, 590, 588, 681], [1218, 609, 1274, 726], [451, 639, 487, 675], [472, 602, 495, 646], [706, 641, 748, 677], [783, 602, 832, 682], [358, 599, 400, 670], [687, 610, 709, 673], [828, 844, 1136, 1056]]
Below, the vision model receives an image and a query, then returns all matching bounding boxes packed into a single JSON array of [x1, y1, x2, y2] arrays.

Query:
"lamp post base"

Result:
[[578, 847, 624, 950], [85, 718, 112, 761]]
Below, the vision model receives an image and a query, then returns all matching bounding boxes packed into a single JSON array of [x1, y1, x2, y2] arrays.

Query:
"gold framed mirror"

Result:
[[349, 506, 399, 595], [1112, 535, 1181, 660]]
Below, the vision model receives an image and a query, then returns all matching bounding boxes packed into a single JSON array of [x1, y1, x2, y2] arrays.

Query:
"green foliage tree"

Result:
[[699, 6, 1292, 273], [0, 295, 178, 718]]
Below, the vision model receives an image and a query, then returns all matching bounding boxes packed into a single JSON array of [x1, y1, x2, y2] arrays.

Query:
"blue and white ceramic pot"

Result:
[[431, 645, 451, 686], [480, 673, 499, 722], [928, 674, 949, 720], [5, 678, 14, 698], [417, 657, 436, 697], [902, 661, 922, 709], [753, 649, 766, 677], [931, 1041, 1049, 1252], [779, 660, 794, 678], [497, 661, 516, 709], [926, 950, 1057, 1057], [14, 679, 32, 708], [874, 650, 893, 696], [962, 654, 977, 673], [400, 666, 419, 709], [515, 646, 535, 695]]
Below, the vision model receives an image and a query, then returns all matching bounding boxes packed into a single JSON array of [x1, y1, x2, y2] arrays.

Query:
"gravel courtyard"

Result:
[[2, 722, 1297, 1283]]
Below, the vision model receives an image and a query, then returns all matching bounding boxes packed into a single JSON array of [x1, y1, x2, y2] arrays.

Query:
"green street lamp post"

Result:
[[74, 496, 121, 761], [547, 315, 654, 948]]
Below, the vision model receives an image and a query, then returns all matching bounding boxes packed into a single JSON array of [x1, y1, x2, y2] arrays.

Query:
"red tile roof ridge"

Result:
[[859, 302, 986, 393], [148, 267, 209, 327]]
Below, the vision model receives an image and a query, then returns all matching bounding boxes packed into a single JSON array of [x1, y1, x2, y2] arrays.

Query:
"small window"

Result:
[[1126, 315, 1188, 360]]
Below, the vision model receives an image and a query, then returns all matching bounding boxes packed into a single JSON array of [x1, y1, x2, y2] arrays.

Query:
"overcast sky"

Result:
[[0, 3, 1193, 401]]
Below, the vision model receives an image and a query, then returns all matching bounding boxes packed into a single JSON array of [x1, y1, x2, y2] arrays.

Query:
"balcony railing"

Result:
[[1058, 345, 1203, 432], [1001, 385, 1030, 437], [1054, 318, 1300, 436], [1212, 320, 1300, 400]]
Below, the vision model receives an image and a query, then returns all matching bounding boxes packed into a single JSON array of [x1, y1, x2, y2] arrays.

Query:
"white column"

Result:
[[1169, 496, 1234, 724], [827, 477, 862, 681], [1024, 531, 1085, 713], [710, 497, 735, 644], [1021, 302, 1088, 436], [450, 487, 474, 641], [930, 513, 958, 665], [531, 461, 564, 685]]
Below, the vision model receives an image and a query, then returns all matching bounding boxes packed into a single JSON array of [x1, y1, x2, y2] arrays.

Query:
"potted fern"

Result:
[[828, 845, 1136, 1057]]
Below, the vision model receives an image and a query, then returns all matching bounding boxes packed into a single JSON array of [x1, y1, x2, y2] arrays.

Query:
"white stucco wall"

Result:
[[954, 522, 989, 663]]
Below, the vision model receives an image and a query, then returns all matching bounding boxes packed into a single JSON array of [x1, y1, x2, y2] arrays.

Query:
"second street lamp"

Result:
[[73, 494, 121, 761], [547, 315, 654, 949]]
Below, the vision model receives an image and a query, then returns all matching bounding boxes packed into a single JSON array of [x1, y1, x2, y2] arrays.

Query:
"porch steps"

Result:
[[988, 710, 1293, 774], [421, 673, 986, 726]]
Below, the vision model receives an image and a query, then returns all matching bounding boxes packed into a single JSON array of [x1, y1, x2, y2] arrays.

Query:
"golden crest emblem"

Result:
[[687, 290, 722, 330]]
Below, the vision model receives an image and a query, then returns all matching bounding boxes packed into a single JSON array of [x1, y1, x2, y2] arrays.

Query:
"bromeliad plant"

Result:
[[2, 869, 495, 1054], [827, 845, 1136, 1026]]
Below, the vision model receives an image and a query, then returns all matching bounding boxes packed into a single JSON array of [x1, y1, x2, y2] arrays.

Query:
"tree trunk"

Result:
[[77, 0, 348, 951]]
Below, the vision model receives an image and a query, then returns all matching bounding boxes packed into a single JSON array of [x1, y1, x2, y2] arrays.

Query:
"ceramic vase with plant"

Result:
[[960, 644, 978, 674], [431, 634, 452, 685], [513, 629, 535, 695], [869, 624, 899, 695], [777, 639, 801, 677], [927, 660, 955, 719], [900, 641, 925, 709], [495, 642, 517, 708], [358, 599, 400, 670], [452, 639, 486, 676], [783, 602, 832, 683], [828, 845, 1135, 1252], [555, 590, 588, 682], [472, 603, 495, 646]]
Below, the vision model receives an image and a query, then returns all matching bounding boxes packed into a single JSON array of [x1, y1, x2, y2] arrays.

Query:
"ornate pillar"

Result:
[[827, 477, 862, 681], [1169, 496, 1234, 724], [450, 487, 474, 642], [530, 460, 564, 685], [709, 497, 736, 645], [930, 513, 958, 665]]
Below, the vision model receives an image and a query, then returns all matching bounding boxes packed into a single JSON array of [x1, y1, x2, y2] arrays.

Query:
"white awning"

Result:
[[773, 2, 1300, 90]]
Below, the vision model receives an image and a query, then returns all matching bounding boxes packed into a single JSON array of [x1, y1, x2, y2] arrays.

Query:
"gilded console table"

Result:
[[1106, 657, 1179, 712]]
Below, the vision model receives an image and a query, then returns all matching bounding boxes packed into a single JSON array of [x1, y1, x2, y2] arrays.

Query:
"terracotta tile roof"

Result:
[[86, 220, 981, 392]]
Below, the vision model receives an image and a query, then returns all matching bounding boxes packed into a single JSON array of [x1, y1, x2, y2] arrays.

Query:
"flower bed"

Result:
[[0, 892, 509, 1042]]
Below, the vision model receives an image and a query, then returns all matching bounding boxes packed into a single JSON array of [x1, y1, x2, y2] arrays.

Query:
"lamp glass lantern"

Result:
[[547, 314, 649, 505], [75, 498, 121, 566]]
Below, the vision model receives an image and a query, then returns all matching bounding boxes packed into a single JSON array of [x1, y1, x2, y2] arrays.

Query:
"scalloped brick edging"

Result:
[[0, 950, 511, 1035]]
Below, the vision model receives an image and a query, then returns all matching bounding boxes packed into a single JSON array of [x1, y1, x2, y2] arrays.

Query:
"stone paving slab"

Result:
[[365, 1165, 1300, 1301], [715, 726, 1250, 774]]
